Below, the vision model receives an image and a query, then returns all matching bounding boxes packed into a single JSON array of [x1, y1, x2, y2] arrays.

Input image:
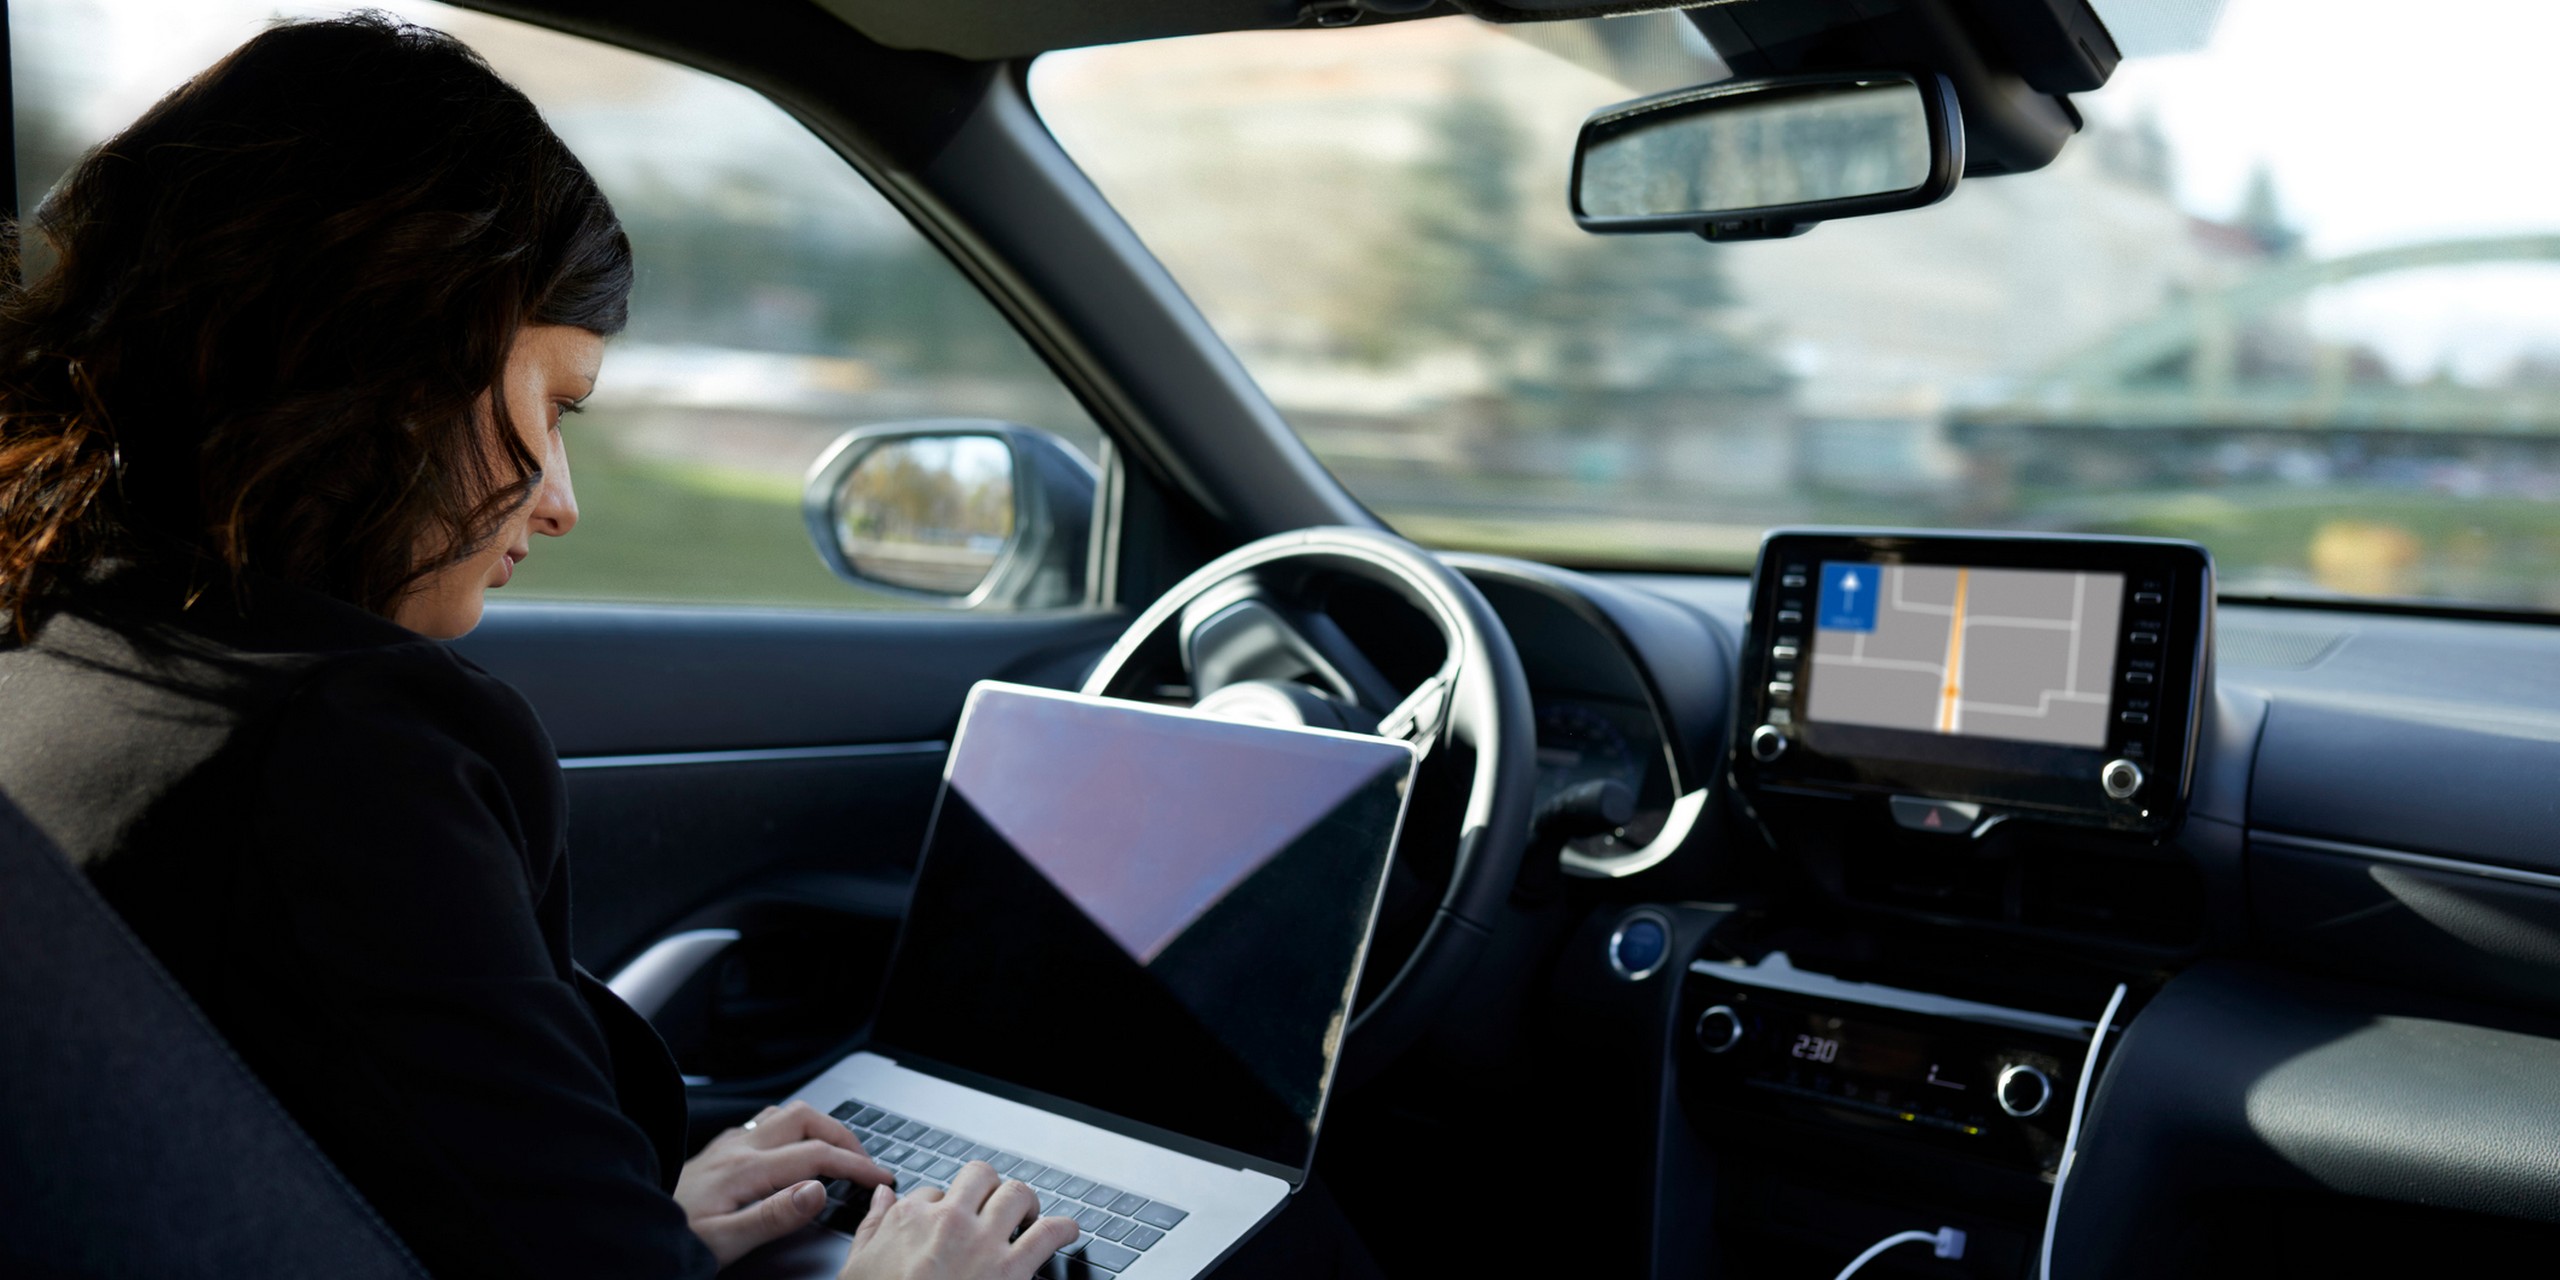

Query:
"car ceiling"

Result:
[[805, 0, 1714, 61]]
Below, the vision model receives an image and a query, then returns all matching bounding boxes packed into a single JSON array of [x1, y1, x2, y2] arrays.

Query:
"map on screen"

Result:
[[1804, 562, 2124, 749]]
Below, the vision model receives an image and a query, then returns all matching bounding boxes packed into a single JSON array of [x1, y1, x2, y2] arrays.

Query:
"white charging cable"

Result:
[[2038, 981, 2129, 1280], [1834, 1226, 1966, 1279]]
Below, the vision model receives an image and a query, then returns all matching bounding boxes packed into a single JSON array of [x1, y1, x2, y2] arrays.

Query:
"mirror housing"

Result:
[[801, 420, 1097, 610], [1570, 71, 1963, 242]]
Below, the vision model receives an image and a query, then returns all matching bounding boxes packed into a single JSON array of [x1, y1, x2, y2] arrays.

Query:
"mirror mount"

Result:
[[1570, 70, 1964, 242], [801, 420, 1098, 610]]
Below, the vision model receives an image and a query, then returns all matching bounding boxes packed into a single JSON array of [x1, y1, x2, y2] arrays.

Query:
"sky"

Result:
[[2091, 0, 2560, 254], [2084, 0, 2560, 380]]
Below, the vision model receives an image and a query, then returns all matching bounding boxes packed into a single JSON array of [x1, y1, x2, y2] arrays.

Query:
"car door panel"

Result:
[[454, 602, 1128, 1129], [555, 747, 943, 970], [459, 603, 1128, 758]]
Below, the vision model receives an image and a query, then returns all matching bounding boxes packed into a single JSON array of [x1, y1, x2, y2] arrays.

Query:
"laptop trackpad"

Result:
[[723, 1223, 851, 1280]]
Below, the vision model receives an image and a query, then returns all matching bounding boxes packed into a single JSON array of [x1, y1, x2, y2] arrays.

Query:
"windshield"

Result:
[[1035, 0, 2560, 610]]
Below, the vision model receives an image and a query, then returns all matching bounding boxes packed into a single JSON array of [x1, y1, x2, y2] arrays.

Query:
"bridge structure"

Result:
[[1955, 233, 2560, 439]]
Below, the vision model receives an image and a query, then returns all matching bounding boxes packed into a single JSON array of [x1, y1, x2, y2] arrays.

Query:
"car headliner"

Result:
[[807, 0, 1710, 61]]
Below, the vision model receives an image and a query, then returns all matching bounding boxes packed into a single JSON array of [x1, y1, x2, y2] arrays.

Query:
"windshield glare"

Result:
[[1034, 1, 2560, 611]]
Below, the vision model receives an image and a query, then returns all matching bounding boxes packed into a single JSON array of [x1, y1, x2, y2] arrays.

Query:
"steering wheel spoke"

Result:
[[1377, 667, 1454, 757]]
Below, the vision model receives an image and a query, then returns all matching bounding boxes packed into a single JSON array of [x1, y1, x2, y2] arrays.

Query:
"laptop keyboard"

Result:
[[821, 1096, 1190, 1277]]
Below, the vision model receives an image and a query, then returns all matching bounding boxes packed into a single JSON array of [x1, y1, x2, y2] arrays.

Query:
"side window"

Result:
[[10, 0, 1103, 610]]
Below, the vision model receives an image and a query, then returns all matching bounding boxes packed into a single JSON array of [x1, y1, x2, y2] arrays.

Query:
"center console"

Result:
[[1658, 530, 2214, 1274], [1680, 954, 2093, 1178]]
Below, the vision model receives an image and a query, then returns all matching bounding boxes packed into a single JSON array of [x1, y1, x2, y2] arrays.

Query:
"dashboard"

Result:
[[1453, 530, 2560, 1278]]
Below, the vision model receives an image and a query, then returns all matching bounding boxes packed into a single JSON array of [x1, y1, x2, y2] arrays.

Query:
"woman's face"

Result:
[[392, 324, 599, 639]]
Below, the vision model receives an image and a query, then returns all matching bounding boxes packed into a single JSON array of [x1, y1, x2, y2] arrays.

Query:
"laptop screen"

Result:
[[870, 682, 1415, 1178]]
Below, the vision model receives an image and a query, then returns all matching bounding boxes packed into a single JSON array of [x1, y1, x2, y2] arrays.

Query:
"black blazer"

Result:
[[0, 570, 716, 1280]]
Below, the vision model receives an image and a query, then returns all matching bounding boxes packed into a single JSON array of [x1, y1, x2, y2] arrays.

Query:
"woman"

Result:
[[0, 15, 1076, 1279]]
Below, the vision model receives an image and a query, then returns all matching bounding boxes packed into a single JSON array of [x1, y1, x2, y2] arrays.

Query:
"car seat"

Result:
[[0, 798, 427, 1278]]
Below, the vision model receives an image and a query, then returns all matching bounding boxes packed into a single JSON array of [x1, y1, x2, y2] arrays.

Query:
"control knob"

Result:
[[1995, 1063, 2053, 1118], [1750, 724, 1789, 763], [1695, 1005, 1745, 1054], [2100, 758, 2144, 800]]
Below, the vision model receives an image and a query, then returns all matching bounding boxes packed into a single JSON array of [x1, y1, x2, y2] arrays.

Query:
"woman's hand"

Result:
[[837, 1160, 1081, 1280], [676, 1100, 891, 1267]]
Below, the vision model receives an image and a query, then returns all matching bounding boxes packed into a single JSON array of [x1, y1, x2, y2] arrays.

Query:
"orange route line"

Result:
[[1937, 568, 1970, 733]]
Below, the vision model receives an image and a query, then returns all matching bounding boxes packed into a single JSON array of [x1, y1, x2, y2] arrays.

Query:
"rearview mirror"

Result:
[[802, 421, 1097, 610], [1571, 71, 1963, 241]]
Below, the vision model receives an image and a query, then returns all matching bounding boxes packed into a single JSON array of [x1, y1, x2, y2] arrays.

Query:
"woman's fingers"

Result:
[[848, 1185, 893, 1249], [741, 1099, 867, 1156], [718, 1139, 889, 1203], [944, 1160, 1001, 1213], [697, 1178, 828, 1265], [1009, 1213, 1083, 1266], [980, 1177, 1039, 1229]]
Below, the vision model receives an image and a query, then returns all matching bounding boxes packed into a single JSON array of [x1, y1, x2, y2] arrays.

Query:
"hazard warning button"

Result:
[[1888, 795, 1985, 836]]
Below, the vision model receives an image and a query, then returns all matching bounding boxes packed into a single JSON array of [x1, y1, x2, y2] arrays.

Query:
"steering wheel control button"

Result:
[[1607, 910, 1672, 982], [2101, 758, 2145, 799], [1889, 796, 1983, 835], [1696, 1005, 1746, 1054], [1750, 724, 1789, 762], [1996, 1064, 2054, 1118]]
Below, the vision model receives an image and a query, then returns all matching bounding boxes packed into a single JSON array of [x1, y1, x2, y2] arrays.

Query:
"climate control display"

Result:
[[1680, 980, 2084, 1174]]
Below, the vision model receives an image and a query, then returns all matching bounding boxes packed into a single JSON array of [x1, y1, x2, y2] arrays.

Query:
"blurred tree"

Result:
[[2237, 162, 2303, 260], [15, 101, 92, 278], [612, 165, 1051, 378], [1366, 66, 1786, 436]]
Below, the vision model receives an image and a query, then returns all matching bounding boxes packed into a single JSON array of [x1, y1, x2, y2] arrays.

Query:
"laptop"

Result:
[[761, 681, 1416, 1279]]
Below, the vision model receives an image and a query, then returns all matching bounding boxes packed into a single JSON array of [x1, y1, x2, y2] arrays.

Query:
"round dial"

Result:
[[1534, 699, 1641, 805]]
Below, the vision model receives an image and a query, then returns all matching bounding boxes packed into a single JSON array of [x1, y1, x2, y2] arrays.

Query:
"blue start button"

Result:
[[1608, 912, 1670, 981]]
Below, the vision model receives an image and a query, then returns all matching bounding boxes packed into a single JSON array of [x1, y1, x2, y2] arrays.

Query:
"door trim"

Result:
[[560, 741, 947, 771]]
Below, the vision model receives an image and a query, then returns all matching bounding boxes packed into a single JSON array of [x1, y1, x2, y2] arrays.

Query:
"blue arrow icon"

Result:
[[1820, 563, 1879, 632]]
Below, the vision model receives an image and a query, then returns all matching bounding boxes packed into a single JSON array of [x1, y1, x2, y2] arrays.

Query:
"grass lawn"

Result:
[[1383, 484, 2560, 611], [2060, 487, 2560, 607], [520, 417, 2560, 615], [505, 422, 905, 609]]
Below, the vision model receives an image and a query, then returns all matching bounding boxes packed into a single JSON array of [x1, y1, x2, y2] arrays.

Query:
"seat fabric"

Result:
[[0, 798, 428, 1278]]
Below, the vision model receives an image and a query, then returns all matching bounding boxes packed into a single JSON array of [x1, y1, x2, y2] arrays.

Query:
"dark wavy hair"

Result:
[[0, 12, 631, 632]]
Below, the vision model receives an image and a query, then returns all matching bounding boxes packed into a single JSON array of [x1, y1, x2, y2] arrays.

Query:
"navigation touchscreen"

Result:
[[1737, 530, 2212, 832], [1805, 563, 2123, 750]]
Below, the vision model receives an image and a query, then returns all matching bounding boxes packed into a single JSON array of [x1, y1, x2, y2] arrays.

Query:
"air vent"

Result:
[[2219, 623, 2350, 670]]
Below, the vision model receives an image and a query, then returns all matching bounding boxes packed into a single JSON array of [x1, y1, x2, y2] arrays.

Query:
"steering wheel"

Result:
[[1079, 526, 1537, 1080]]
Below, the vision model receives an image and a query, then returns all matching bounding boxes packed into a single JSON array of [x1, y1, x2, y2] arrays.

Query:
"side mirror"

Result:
[[1570, 71, 1963, 242], [801, 421, 1097, 610]]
